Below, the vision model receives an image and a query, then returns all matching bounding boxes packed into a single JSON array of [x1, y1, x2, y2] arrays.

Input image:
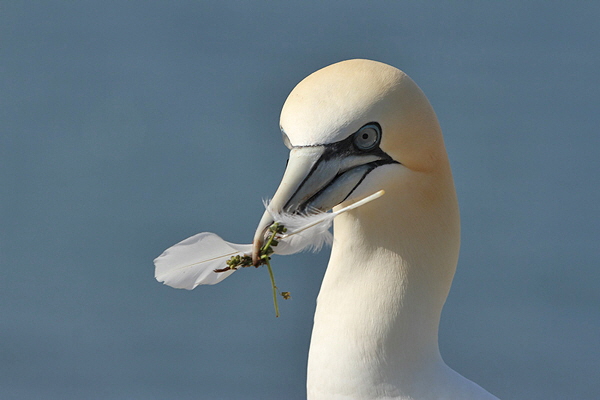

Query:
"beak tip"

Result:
[[253, 210, 276, 266], [251, 240, 261, 266]]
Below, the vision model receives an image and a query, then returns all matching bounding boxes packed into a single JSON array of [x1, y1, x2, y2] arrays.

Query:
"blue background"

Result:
[[2, 2, 599, 399]]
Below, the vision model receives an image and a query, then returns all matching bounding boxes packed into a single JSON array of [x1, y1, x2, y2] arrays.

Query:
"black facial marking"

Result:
[[282, 122, 399, 213]]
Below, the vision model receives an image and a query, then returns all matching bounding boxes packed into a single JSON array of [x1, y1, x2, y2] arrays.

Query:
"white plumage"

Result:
[[156, 59, 499, 399], [252, 59, 498, 399]]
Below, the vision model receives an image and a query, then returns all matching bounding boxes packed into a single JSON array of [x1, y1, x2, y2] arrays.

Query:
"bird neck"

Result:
[[307, 178, 461, 398]]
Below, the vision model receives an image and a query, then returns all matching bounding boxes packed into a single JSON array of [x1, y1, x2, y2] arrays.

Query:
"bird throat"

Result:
[[306, 205, 455, 399]]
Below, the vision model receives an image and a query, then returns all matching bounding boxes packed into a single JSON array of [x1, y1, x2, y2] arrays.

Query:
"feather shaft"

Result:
[[279, 190, 385, 239]]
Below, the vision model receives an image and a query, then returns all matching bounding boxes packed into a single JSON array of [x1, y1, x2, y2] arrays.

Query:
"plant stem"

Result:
[[261, 222, 281, 317], [261, 224, 279, 252], [264, 256, 279, 318]]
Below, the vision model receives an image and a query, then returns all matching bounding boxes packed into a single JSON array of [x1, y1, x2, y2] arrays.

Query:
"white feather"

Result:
[[267, 207, 334, 255], [154, 232, 251, 289], [153, 190, 384, 289]]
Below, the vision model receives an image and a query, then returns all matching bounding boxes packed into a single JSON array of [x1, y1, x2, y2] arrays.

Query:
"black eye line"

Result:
[[320, 122, 383, 161], [283, 122, 382, 150], [281, 122, 399, 213]]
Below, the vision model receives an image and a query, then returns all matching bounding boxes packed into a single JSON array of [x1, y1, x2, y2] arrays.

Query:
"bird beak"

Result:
[[251, 144, 395, 264]]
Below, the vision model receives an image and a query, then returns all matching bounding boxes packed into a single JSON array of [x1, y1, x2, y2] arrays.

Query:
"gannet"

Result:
[[251, 59, 499, 399]]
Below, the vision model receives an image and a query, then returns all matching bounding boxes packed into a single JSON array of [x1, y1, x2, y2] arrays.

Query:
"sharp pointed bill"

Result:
[[154, 191, 384, 290], [252, 123, 398, 263]]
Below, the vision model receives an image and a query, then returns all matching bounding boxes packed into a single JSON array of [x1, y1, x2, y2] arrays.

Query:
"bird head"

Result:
[[252, 59, 454, 264]]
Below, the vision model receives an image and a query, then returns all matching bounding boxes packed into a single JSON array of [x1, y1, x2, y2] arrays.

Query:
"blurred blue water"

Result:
[[1, 2, 599, 399]]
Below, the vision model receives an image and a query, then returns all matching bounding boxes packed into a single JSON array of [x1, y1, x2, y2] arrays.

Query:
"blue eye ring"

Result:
[[353, 123, 381, 151]]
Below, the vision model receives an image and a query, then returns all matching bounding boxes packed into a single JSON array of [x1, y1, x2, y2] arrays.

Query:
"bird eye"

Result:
[[353, 124, 381, 151]]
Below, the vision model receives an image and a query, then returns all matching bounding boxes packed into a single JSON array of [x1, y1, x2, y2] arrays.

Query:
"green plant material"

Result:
[[218, 222, 290, 317], [263, 256, 279, 317], [259, 222, 289, 317]]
